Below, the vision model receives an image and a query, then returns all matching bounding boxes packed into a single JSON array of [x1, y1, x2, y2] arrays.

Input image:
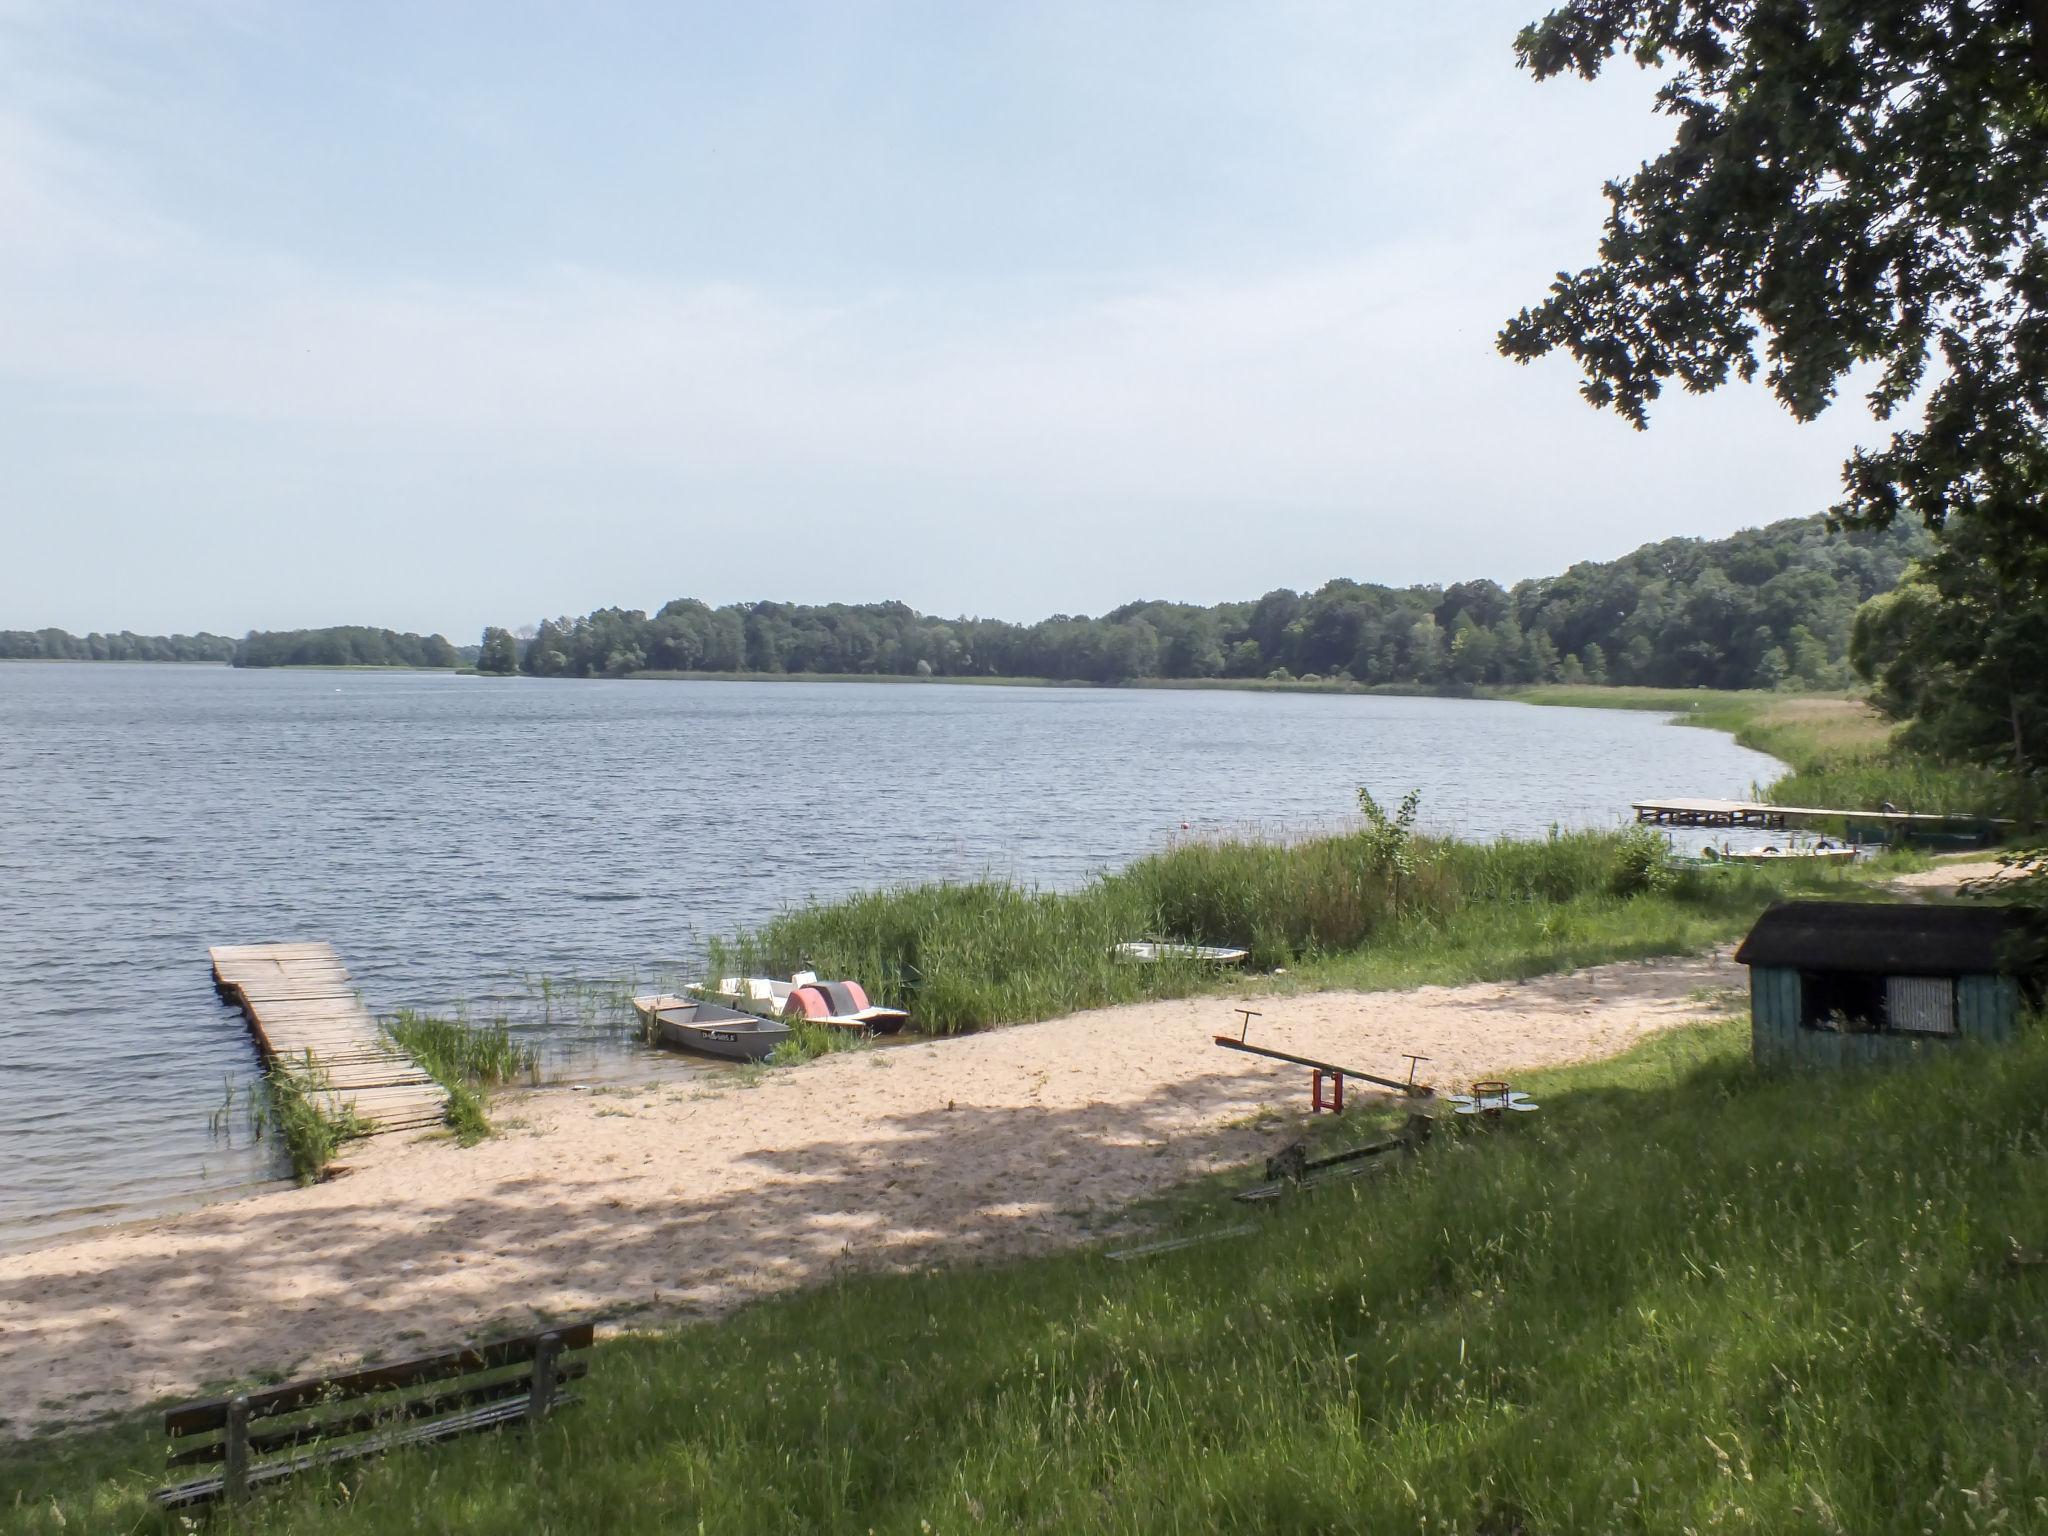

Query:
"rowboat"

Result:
[[632, 994, 791, 1061], [1114, 942, 1250, 964], [1708, 844, 1861, 864], [697, 972, 909, 1034]]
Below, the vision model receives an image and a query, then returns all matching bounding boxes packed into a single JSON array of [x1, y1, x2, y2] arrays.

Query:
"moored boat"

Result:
[[1114, 941, 1250, 965], [632, 994, 791, 1061], [1705, 841, 1861, 865], [698, 972, 909, 1034]]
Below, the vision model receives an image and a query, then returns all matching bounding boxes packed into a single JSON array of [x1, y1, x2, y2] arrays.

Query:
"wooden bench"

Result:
[[151, 1321, 594, 1510]]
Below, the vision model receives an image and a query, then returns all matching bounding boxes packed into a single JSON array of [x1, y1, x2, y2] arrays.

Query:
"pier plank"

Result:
[[210, 944, 446, 1139], [1632, 796, 2011, 831]]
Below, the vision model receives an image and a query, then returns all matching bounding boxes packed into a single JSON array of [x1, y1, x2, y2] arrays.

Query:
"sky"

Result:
[[0, 1, 1889, 640]]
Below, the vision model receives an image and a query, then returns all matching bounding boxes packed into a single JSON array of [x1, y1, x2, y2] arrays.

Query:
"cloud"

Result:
[[0, 3, 1891, 632], [0, 137, 1868, 512]]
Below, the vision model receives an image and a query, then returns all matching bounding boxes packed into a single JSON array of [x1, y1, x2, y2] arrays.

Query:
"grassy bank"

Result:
[[15, 1010, 2048, 1533], [1513, 685, 2022, 818], [707, 822, 1853, 1040], [617, 670, 1430, 695], [621, 669, 1082, 687]]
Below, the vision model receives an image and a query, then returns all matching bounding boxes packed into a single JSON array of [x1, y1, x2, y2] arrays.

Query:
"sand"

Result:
[[0, 953, 1741, 1435], [1888, 859, 2024, 894]]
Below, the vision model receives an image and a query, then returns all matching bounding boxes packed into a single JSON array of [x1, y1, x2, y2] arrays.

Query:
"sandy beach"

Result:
[[0, 953, 1740, 1435], [1889, 858, 2024, 894]]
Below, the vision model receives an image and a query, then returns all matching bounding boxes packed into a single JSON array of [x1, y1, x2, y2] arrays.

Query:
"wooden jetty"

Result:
[[1632, 797, 2011, 833], [210, 943, 447, 1134]]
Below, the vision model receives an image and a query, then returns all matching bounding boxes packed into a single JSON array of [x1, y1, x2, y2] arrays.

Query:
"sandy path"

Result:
[[1889, 859, 2023, 894], [0, 953, 1739, 1435]]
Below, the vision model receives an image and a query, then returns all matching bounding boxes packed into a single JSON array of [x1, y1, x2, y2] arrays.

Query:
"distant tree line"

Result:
[[0, 629, 238, 663], [480, 515, 1925, 690], [231, 628, 463, 668]]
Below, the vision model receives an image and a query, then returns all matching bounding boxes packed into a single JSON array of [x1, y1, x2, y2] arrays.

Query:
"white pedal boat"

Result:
[[697, 972, 909, 1034]]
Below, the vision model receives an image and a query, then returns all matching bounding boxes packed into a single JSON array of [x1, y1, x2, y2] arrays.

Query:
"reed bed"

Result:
[[267, 1053, 373, 1184], [703, 824, 1794, 1037], [1514, 685, 2031, 820], [383, 1010, 540, 1144], [766, 1018, 876, 1066]]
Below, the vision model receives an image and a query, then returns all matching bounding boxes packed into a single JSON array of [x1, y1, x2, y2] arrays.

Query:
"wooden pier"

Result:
[[1632, 797, 2011, 833], [210, 943, 447, 1135]]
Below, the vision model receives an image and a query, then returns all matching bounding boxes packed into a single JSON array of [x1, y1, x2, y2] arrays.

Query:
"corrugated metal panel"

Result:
[[1886, 976, 1956, 1035]]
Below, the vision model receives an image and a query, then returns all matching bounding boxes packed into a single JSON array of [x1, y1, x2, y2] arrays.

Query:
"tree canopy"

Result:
[[503, 513, 1922, 690], [1503, 0, 2048, 769], [232, 627, 462, 669], [476, 627, 520, 675], [0, 629, 237, 663]]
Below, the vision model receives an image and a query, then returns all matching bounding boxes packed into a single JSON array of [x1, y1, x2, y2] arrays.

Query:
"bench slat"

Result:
[[153, 1391, 581, 1509], [165, 1358, 590, 1468], [165, 1323, 595, 1434]]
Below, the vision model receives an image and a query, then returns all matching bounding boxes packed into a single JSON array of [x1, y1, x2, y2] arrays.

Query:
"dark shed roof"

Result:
[[1734, 900, 2028, 975]]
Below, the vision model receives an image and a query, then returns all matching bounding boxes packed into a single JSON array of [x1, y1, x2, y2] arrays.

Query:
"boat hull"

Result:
[[708, 975, 913, 1035], [633, 995, 791, 1062], [1114, 942, 1250, 964]]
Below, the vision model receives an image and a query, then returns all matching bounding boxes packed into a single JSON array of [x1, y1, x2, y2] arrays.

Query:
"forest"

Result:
[[0, 628, 236, 663], [231, 628, 464, 669], [4, 513, 1927, 691], [489, 514, 1927, 690]]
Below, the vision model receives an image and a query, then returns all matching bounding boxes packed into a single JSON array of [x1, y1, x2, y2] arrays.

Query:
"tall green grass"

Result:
[[383, 1011, 540, 1144], [766, 1017, 876, 1066], [706, 825, 1805, 1036], [18, 1015, 2048, 1533], [1514, 685, 2027, 820], [267, 1053, 373, 1184]]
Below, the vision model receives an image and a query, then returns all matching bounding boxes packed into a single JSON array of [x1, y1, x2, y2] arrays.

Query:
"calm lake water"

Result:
[[0, 664, 1782, 1247]]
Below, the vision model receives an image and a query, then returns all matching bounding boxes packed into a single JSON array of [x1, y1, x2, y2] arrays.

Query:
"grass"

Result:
[[266, 1054, 373, 1184], [1513, 685, 2025, 820], [625, 669, 1083, 687], [15, 1013, 2048, 1533], [766, 1018, 876, 1066], [706, 823, 1843, 1037], [382, 1010, 540, 1144], [697, 686, 2005, 1053], [620, 671, 1433, 694]]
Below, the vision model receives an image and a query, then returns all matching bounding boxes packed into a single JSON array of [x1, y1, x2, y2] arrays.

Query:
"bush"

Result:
[[1609, 825, 1676, 896]]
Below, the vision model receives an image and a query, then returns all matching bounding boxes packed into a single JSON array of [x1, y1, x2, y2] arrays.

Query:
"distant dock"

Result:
[[1633, 797, 2011, 834], [210, 942, 447, 1134]]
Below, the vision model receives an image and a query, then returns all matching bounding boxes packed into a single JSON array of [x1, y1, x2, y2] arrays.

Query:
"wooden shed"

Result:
[[1734, 900, 2032, 1070]]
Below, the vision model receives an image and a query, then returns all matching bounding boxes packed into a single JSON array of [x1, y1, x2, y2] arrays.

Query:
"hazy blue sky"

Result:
[[1, 1, 1883, 639]]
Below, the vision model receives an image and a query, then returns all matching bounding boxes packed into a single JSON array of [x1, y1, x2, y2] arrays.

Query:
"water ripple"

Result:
[[0, 663, 1780, 1245]]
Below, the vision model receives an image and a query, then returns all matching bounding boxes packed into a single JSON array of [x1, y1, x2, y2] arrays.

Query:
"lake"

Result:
[[0, 663, 1781, 1247]]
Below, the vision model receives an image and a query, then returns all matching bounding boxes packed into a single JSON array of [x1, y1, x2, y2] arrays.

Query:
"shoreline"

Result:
[[0, 675, 1804, 1272], [0, 951, 1742, 1438], [6, 655, 1831, 711]]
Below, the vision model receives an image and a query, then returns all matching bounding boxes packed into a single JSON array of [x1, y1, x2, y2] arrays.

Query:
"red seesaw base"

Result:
[[1310, 1068, 1345, 1115]]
